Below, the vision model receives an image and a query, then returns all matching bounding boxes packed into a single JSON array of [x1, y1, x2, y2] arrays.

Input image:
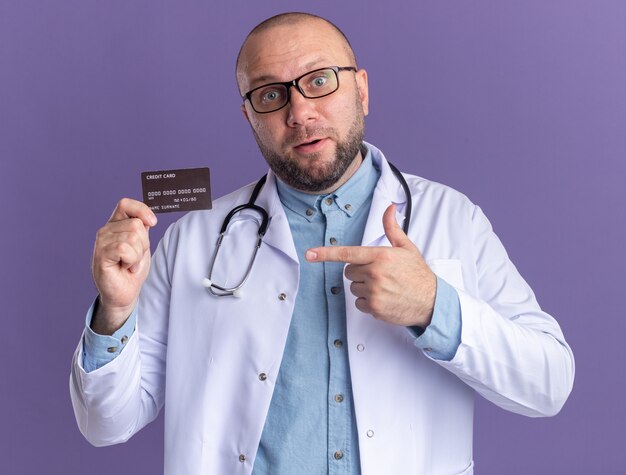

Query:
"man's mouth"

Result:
[[294, 137, 326, 150]]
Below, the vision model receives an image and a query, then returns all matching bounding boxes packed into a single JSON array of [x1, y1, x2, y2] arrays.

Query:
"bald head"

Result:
[[236, 13, 357, 94]]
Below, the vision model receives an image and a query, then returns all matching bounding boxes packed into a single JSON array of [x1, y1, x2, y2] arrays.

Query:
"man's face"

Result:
[[237, 19, 369, 193]]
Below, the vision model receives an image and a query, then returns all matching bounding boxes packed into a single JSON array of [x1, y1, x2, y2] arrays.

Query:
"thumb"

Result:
[[383, 204, 414, 249]]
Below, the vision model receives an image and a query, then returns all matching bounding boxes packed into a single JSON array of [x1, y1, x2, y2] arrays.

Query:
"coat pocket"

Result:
[[426, 258, 465, 291]]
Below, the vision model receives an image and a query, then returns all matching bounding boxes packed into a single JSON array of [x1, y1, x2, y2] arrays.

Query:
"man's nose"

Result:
[[286, 87, 319, 127]]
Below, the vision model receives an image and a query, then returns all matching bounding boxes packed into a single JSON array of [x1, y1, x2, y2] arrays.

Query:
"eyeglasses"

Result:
[[243, 66, 357, 114]]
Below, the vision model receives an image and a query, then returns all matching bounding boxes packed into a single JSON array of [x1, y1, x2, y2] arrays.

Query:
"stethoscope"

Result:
[[202, 161, 412, 297]]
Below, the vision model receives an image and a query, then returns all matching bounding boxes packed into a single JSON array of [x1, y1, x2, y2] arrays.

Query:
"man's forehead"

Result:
[[237, 20, 353, 89], [245, 57, 334, 84]]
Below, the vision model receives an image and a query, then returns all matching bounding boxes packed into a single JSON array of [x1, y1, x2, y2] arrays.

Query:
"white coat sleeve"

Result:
[[435, 205, 575, 417], [69, 225, 173, 446]]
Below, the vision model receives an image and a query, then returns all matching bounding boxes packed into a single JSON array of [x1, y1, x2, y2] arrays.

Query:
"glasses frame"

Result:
[[242, 66, 357, 114]]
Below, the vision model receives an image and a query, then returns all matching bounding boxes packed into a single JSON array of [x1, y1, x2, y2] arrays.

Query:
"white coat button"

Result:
[[258, 373, 267, 381], [356, 344, 365, 352], [278, 293, 287, 301], [366, 429, 374, 438], [239, 454, 246, 462], [334, 450, 344, 460]]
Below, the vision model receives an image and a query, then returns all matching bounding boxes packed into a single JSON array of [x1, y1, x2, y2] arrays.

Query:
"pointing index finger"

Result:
[[305, 245, 379, 264]]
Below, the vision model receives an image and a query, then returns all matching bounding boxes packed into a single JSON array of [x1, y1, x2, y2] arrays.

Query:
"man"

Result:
[[70, 12, 575, 475]]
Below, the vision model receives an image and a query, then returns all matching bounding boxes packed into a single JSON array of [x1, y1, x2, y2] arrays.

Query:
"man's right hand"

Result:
[[90, 198, 157, 335]]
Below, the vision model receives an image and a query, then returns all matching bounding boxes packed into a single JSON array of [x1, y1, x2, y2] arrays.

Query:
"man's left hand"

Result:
[[305, 204, 436, 328]]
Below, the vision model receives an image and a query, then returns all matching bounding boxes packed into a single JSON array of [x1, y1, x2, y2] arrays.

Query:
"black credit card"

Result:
[[141, 167, 212, 213]]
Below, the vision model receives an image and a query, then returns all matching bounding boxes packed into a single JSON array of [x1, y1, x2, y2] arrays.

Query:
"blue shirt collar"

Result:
[[276, 146, 380, 222]]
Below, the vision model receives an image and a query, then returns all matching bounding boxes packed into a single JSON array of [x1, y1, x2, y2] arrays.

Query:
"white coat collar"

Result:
[[361, 142, 417, 246], [252, 170, 300, 263]]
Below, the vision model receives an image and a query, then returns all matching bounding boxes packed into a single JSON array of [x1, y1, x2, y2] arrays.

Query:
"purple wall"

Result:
[[2, 1, 625, 473]]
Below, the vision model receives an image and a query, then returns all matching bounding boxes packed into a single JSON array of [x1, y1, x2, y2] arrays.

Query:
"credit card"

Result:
[[141, 167, 212, 213]]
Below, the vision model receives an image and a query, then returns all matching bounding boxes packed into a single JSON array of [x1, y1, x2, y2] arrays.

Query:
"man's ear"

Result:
[[241, 103, 251, 123], [355, 68, 369, 116]]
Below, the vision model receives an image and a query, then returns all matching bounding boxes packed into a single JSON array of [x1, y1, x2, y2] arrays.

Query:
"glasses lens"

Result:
[[299, 68, 339, 99], [251, 85, 288, 113]]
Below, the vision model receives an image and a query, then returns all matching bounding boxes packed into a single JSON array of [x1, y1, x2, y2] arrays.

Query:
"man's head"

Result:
[[236, 13, 369, 193]]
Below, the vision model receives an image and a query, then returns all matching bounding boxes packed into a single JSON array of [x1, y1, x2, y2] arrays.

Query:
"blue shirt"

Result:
[[253, 152, 380, 474], [82, 146, 462, 473]]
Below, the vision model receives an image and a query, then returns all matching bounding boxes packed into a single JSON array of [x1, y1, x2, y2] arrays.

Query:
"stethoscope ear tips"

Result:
[[201, 278, 212, 289], [232, 289, 243, 299]]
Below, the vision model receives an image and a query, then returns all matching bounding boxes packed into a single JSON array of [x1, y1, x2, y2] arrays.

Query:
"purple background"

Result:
[[1, 1, 625, 473]]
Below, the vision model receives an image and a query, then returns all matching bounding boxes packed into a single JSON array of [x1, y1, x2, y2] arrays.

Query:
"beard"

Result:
[[252, 107, 365, 193]]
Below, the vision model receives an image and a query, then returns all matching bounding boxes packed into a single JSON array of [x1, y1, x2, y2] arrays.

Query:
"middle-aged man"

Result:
[[70, 12, 575, 475]]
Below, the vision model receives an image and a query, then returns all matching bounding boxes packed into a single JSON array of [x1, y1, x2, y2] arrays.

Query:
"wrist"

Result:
[[413, 273, 436, 327], [90, 296, 136, 335]]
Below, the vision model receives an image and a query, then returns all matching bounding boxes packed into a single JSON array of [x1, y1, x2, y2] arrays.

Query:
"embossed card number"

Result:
[[141, 167, 212, 213]]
